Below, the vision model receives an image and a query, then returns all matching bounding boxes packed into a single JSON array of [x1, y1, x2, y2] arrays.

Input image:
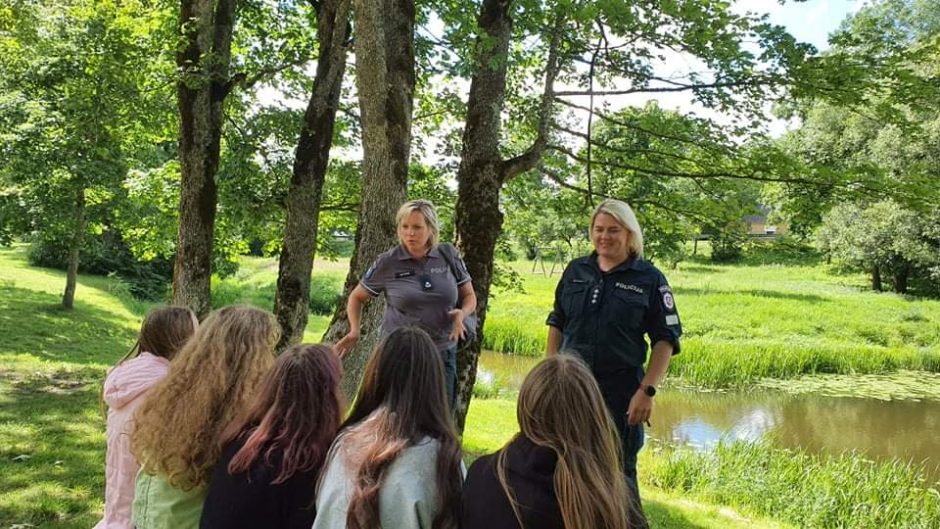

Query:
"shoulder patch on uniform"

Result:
[[662, 291, 676, 311], [658, 285, 672, 293], [665, 314, 680, 326], [364, 264, 377, 280]]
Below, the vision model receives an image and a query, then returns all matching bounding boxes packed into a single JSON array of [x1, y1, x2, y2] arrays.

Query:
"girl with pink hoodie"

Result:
[[94, 306, 197, 529]]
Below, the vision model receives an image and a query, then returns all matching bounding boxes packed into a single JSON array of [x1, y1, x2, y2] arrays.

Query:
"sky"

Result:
[[757, 0, 865, 50], [594, 0, 868, 138]]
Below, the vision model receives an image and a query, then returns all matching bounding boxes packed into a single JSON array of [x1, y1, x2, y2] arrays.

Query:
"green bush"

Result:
[[27, 231, 171, 300], [309, 275, 342, 315]]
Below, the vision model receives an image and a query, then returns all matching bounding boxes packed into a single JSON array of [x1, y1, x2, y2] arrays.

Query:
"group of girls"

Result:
[[96, 304, 640, 529]]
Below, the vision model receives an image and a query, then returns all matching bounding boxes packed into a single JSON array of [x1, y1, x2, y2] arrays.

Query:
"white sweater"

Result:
[[313, 434, 442, 529]]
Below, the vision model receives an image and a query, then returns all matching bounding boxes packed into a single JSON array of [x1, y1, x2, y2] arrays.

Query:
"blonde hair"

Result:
[[497, 354, 632, 529], [591, 199, 644, 258], [396, 199, 441, 249], [131, 305, 280, 490]]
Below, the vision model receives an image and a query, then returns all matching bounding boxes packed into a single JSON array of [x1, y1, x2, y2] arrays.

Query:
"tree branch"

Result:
[[500, 12, 565, 182], [229, 55, 315, 93], [554, 98, 736, 154], [540, 167, 712, 223], [547, 143, 858, 188], [551, 123, 719, 166], [551, 79, 767, 97]]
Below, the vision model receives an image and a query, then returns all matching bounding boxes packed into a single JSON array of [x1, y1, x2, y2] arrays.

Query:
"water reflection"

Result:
[[477, 351, 940, 479], [655, 390, 940, 478]]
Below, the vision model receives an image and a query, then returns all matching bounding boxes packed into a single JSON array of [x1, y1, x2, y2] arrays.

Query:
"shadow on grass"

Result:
[[0, 284, 138, 365], [0, 367, 105, 528], [676, 287, 829, 303]]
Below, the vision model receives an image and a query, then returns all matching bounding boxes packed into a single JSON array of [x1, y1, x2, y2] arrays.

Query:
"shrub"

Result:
[[28, 230, 171, 300], [308, 275, 342, 315]]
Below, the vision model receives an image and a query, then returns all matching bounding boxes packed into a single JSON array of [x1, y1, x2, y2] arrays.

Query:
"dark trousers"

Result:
[[442, 345, 457, 411], [598, 368, 650, 529]]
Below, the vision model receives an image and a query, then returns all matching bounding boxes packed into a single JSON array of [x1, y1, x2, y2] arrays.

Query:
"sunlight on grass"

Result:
[[1, 245, 938, 528]]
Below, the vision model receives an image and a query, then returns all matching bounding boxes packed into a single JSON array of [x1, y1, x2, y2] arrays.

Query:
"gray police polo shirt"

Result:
[[361, 243, 471, 351]]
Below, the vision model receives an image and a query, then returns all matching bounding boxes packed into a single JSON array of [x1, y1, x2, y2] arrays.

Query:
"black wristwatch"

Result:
[[641, 384, 656, 397]]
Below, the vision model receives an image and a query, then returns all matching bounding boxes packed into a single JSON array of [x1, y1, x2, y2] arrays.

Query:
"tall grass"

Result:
[[646, 439, 940, 529], [482, 257, 940, 387]]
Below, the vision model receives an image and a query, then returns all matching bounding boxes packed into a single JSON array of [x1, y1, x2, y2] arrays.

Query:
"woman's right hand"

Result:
[[335, 331, 360, 358]]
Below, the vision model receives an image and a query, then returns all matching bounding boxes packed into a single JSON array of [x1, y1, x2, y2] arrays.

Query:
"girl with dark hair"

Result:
[[199, 344, 344, 529], [462, 354, 639, 529], [96, 306, 197, 529], [314, 326, 463, 529]]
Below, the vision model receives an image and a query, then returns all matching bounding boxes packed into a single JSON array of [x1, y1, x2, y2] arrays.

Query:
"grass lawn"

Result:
[[202, 250, 940, 390], [485, 255, 940, 386], [0, 245, 799, 528], [4, 243, 940, 527]]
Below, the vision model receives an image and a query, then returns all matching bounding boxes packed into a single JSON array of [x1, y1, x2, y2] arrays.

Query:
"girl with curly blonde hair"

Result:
[[131, 305, 279, 529]]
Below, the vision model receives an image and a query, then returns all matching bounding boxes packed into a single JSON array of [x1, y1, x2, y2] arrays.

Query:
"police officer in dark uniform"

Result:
[[546, 199, 681, 526]]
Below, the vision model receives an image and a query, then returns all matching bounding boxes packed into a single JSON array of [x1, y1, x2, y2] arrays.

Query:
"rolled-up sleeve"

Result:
[[545, 270, 568, 329], [645, 272, 682, 355]]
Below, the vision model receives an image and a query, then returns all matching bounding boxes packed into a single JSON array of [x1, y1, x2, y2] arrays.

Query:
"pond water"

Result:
[[478, 351, 940, 480]]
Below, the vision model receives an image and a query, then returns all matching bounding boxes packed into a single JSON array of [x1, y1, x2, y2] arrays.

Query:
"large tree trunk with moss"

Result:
[[322, 0, 415, 399], [172, 0, 236, 318], [62, 187, 85, 310], [453, 0, 562, 430], [274, 0, 351, 350]]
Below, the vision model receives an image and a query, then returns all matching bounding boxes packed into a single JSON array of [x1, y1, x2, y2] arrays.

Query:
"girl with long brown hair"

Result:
[[461, 354, 639, 529], [313, 326, 463, 529], [95, 306, 197, 529], [199, 344, 344, 529], [131, 305, 280, 529]]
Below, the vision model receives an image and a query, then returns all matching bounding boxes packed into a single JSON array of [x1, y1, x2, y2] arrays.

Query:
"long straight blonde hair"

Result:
[[131, 305, 279, 490], [497, 354, 632, 529]]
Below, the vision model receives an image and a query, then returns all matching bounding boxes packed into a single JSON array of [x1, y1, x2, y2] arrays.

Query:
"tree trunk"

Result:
[[451, 0, 514, 431], [274, 0, 351, 350], [172, 0, 236, 318], [62, 187, 85, 310], [322, 0, 415, 400], [893, 266, 909, 294], [872, 266, 882, 291], [452, 0, 563, 430]]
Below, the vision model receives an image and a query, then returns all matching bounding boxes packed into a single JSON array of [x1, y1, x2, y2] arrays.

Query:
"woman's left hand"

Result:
[[627, 389, 653, 426], [448, 309, 467, 341]]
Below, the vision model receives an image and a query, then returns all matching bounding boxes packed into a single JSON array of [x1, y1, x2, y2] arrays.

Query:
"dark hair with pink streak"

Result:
[[222, 343, 344, 484]]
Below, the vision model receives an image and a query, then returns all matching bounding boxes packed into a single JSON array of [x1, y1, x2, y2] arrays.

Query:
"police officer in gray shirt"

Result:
[[336, 199, 477, 410], [546, 199, 681, 528]]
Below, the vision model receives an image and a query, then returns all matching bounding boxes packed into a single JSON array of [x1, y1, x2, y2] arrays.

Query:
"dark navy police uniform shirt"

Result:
[[546, 253, 681, 377], [361, 243, 471, 351]]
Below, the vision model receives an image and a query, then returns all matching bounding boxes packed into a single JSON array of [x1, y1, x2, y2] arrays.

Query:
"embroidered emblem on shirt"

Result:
[[364, 264, 377, 280], [429, 266, 448, 274], [662, 291, 675, 311], [615, 282, 644, 294]]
